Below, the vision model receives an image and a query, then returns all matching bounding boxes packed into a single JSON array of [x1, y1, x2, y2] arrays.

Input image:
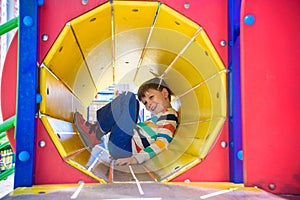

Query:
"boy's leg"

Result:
[[96, 92, 132, 132], [107, 92, 139, 159], [75, 92, 139, 152], [74, 112, 105, 148]]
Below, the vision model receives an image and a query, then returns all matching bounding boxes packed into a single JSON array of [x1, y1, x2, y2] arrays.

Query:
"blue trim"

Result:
[[14, 1, 38, 188], [157, 133, 172, 143], [228, 0, 243, 183]]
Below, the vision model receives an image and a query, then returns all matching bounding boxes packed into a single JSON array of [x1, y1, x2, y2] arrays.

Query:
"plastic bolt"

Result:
[[23, 16, 33, 27], [237, 150, 243, 161], [36, 93, 42, 103], [244, 14, 255, 26], [18, 151, 30, 162]]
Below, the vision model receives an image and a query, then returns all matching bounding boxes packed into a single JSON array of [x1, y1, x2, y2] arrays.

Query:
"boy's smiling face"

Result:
[[141, 88, 171, 115]]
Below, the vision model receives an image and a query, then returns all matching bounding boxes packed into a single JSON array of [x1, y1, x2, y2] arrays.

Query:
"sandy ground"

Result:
[[0, 175, 14, 199]]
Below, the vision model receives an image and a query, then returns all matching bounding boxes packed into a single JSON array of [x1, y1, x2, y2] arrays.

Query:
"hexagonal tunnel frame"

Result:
[[39, 1, 227, 183]]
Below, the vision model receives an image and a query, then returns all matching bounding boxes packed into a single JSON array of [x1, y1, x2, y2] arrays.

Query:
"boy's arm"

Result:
[[133, 111, 178, 164], [115, 157, 138, 166]]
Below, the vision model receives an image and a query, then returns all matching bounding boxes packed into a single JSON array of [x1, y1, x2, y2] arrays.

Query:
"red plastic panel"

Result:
[[1, 33, 18, 152], [240, 0, 300, 194]]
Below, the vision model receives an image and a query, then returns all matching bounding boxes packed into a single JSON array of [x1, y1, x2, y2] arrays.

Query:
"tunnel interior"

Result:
[[39, 1, 227, 182]]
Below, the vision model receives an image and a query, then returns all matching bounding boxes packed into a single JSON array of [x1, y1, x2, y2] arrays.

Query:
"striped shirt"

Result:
[[132, 107, 179, 164]]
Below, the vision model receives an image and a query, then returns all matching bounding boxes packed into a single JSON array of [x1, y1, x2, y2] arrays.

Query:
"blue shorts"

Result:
[[97, 92, 139, 159]]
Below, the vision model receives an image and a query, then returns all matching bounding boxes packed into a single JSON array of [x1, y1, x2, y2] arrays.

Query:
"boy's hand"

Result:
[[115, 157, 138, 166]]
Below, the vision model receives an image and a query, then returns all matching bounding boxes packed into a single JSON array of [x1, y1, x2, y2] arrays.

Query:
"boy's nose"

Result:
[[146, 100, 152, 110], [146, 104, 151, 110]]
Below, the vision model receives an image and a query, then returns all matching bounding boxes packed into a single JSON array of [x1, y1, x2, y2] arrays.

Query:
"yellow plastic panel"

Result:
[[179, 119, 223, 157], [85, 28, 151, 89], [41, 116, 85, 158], [66, 159, 106, 183], [196, 31, 226, 72], [70, 2, 112, 90], [144, 151, 200, 182], [69, 1, 158, 91], [178, 91, 203, 122], [181, 36, 221, 79], [40, 68, 85, 122], [67, 148, 91, 166], [114, 1, 159, 33], [200, 117, 227, 158], [72, 63, 98, 107], [207, 72, 227, 116], [70, 2, 111, 56], [147, 28, 198, 60], [43, 25, 82, 88], [169, 131, 200, 156], [134, 49, 204, 90], [42, 25, 97, 108], [155, 4, 199, 36], [67, 150, 110, 183], [173, 122, 200, 139]]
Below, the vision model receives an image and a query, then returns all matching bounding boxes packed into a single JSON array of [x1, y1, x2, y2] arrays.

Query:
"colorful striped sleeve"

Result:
[[134, 108, 178, 164]]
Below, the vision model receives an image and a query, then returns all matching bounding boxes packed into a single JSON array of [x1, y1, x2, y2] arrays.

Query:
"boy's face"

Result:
[[140, 88, 171, 115]]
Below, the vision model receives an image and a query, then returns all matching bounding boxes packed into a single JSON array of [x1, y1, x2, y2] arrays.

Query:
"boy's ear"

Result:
[[162, 88, 169, 99]]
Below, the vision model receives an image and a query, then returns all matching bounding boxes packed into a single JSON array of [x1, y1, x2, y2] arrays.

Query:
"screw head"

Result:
[[41, 34, 48, 41], [220, 40, 227, 47], [184, 2, 190, 9], [39, 140, 46, 148], [220, 141, 228, 148], [268, 183, 276, 190]]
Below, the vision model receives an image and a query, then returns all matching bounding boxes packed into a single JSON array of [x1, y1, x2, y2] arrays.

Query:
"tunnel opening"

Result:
[[39, 1, 227, 183]]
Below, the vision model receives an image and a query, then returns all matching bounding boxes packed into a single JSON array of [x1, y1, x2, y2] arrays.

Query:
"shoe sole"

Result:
[[74, 112, 93, 149]]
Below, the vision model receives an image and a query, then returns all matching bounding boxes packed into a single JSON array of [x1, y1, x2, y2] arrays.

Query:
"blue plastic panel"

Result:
[[14, 1, 38, 188]]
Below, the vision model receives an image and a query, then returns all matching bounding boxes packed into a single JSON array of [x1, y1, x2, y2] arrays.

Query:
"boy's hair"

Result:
[[137, 77, 172, 101]]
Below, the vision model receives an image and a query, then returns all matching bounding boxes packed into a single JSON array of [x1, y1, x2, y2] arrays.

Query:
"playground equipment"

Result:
[[0, 0, 299, 198]]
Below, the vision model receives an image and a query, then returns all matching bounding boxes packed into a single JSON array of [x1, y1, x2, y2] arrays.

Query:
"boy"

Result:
[[74, 78, 178, 166]]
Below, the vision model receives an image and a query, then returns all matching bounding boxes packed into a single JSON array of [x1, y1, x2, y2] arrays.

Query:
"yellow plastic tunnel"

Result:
[[39, 1, 227, 182]]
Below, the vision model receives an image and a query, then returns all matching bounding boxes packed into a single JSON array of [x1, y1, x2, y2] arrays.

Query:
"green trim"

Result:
[[0, 141, 10, 150], [0, 167, 14, 181], [0, 116, 16, 133], [144, 147, 156, 158], [138, 122, 157, 139], [0, 17, 19, 36], [0, 116, 16, 139], [0, 132, 7, 140]]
